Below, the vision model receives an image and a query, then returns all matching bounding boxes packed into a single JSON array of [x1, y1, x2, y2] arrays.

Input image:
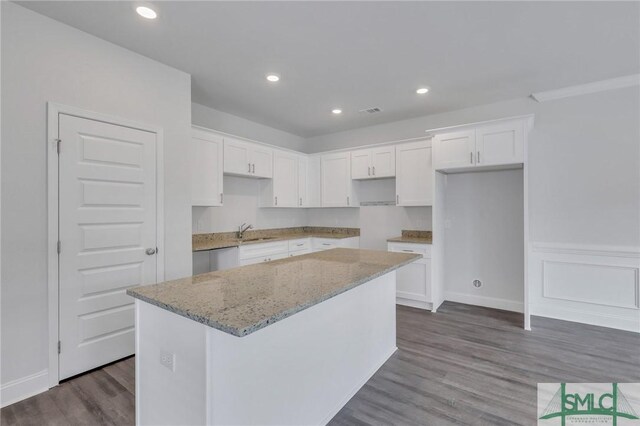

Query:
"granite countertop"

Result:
[[387, 230, 433, 245], [127, 248, 419, 337], [192, 226, 359, 252]]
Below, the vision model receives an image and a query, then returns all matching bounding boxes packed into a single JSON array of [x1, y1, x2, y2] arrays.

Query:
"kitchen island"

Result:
[[127, 248, 419, 425]]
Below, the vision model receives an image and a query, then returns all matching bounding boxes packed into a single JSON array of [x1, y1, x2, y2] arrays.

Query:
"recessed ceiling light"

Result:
[[332, 109, 343, 114], [416, 87, 429, 94], [266, 74, 280, 82], [136, 6, 157, 19]]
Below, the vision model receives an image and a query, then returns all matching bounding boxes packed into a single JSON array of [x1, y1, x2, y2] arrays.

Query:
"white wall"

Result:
[[192, 103, 307, 152], [306, 88, 640, 249], [1, 2, 192, 395], [442, 170, 524, 311]]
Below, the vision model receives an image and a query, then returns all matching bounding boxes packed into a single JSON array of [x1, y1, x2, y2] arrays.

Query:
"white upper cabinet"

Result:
[[298, 156, 308, 207], [433, 118, 526, 172], [475, 120, 524, 166], [272, 150, 298, 207], [306, 155, 322, 208], [396, 140, 433, 206], [350, 149, 371, 179], [350, 146, 395, 179], [261, 152, 311, 208], [191, 127, 223, 206], [433, 130, 476, 170], [371, 146, 396, 178], [224, 137, 273, 178], [321, 152, 358, 207]]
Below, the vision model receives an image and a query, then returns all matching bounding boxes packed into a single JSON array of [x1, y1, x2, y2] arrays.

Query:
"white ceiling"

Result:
[[16, 1, 640, 137]]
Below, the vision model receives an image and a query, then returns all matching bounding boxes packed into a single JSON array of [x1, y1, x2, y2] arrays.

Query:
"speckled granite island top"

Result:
[[127, 248, 419, 337]]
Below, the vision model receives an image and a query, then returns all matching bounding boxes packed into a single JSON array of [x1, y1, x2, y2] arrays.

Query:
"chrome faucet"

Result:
[[238, 223, 253, 239]]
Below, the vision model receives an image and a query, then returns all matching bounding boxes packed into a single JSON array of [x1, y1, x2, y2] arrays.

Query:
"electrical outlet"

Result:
[[160, 350, 175, 372], [473, 279, 482, 288]]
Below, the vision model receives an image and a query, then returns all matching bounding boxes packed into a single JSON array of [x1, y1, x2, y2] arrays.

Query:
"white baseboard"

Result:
[[1, 369, 49, 408], [530, 303, 640, 333], [445, 291, 524, 313], [396, 297, 432, 311]]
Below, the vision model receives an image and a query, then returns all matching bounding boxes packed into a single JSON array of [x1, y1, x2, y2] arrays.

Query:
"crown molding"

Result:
[[530, 74, 640, 103]]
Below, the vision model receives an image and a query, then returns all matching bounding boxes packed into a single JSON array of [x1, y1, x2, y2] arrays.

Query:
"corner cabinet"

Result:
[[321, 152, 359, 207], [224, 137, 273, 178], [433, 118, 525, 172], [260, 150, 304, 208], [395, 140, 433, 206], [351, 146, 395, 179], [191, 127, 224, 206]]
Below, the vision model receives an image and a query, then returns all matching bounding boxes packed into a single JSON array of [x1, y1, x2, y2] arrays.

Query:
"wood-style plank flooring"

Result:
[[3, 302, 639, 425]]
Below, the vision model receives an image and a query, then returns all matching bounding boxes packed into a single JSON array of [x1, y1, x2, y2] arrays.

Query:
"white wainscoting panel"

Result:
[[529, 243, 640, 332]]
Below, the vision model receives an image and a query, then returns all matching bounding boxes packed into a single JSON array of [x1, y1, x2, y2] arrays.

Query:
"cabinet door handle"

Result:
[[396, 194, 399, 205], [470, 152, 473, 164], [477, 151, 480, 164], [299, 197, 302, 206], [372, 166, 376, 175], [252, 163, 255, 174], [402, 249, 414, 253], [368, 166, 371, 176], [220, 193, 223, 204], [248, 162, 251, 173], [275, 196, 278, 206], [322, 243, 332, 246], [347, 196, 350, 206]]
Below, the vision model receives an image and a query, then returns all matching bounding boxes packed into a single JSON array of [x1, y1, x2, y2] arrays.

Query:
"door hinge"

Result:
[[57, 240, 61, 254], [55, 139, 61, 154], [58, 341, 61, 354]]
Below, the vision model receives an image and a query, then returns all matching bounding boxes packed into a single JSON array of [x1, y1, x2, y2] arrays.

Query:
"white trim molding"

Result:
[[444, 291, 524, 313], [529, 242, 640, 333], [1, 370, 48, 408], [47, 102, 165, 389], [531, 74, 640, 103]]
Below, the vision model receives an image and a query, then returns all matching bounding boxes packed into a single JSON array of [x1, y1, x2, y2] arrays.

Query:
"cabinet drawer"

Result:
[[238, 241, 288, 260], [239, 251, 288, 266], [289, 248, 312, 257], [312, 238, 339, 251], [288, 238, 311, 252], [387, 242, 431, 258]]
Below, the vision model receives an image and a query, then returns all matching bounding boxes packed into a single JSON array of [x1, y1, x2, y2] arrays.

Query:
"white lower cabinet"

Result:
[[388, 242, 432, 310], [238, 237, 360, 264]]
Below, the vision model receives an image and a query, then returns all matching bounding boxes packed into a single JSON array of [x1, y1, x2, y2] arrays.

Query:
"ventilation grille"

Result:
[[359, 107, 382, 114]]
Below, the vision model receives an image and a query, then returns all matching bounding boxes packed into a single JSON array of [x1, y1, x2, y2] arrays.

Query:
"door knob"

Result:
[[145, 248, 156, 255]]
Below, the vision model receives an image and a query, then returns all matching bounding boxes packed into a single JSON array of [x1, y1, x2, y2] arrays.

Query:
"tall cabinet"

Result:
[[191, 127, 224, 206]]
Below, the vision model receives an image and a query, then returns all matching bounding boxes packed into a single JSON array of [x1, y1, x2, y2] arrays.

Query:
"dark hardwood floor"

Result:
[[3, 302, 639, 425]]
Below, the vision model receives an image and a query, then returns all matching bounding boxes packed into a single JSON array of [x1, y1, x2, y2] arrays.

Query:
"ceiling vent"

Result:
[[359, 107, 382, 114]]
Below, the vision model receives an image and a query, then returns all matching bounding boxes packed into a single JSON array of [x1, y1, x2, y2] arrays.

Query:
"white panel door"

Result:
[[475, 120, 524, 166], [396, 140, 433, 206], [250, 145, 273, 178], [191, 128, 223, 206], [224, 137, 252, 176], [371, 146, 395, 178], [321, 153, 351, 207], [58, 114, 157, 380], [433, 129, 476, 170], [350, 149, 372, 179], [273, 151, 298, 207], [298, 156, 308, 207]]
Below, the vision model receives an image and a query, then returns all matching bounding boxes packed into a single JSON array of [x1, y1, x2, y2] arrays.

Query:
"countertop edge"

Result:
[[193, 233, 361, 252], [127, 251, 420, 337]]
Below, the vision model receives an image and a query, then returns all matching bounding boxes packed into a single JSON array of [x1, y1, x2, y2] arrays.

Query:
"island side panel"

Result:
[[206, 271, 397, 426], [135, 300, 208, 426]]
